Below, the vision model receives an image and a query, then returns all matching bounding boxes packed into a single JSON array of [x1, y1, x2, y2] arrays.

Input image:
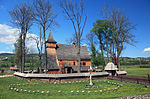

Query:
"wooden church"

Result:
[[44, 31, 91, 74]]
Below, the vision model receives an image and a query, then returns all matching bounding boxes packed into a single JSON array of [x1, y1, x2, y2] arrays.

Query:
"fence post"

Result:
[[29, 78, 31, 81], [49, 78, 50, 82], [137, 79, 139, 84], [148, 74, 150, 84], [120, 76, 122, 82]]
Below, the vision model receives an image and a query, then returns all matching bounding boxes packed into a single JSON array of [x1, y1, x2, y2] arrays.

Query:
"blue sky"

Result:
[[0, 0, 150, 57]]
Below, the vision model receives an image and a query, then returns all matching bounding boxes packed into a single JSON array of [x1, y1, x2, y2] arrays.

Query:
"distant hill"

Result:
[[0, 53, 40, 56], [0, 53, 15, 56]]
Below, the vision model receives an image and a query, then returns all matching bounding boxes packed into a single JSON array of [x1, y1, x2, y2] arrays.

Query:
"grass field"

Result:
[[0, 70, 14, 76], [120, 65, 150, 77], [0, 77, 150, 99], [122, 68, 150, 77]]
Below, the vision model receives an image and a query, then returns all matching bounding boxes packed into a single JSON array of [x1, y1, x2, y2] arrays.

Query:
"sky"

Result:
[[0, 0, 150, 58]]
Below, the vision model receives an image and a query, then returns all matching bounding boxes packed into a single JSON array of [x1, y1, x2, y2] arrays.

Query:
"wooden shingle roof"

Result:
[[56, 44, 91, 60], [42, 55, 59, 70], [46, 30, 57, 43], [47, 55, 59, 70]]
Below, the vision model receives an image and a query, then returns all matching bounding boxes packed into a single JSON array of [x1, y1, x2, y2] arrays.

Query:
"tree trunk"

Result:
[[39, 43, 43, 73], [38, 28, 43, 73], [99, 35, 105, 67], [22, 31, 26, 73], [19, 34, 22, 72], [22, 38, 24, 73], [105, 39, 109, 63], [44, 42, 47, 73], [43, 26, 47, 74], [117, 57, 120, 70], [109, 42, 112, 62], [39, 54, 42, 73], [77, 41, 81, 73], [32, 55, 34, 71], [112, 31, 116, 65]]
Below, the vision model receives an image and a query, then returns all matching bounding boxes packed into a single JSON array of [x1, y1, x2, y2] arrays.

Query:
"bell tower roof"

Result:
[[47, 30, 57, 43]]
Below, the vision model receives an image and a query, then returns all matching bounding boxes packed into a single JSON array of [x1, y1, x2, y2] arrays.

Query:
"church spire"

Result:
[[47, 30, 57, 43]]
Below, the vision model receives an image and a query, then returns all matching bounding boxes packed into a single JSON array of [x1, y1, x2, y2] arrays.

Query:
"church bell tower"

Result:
[[46, 30, 59, 72]]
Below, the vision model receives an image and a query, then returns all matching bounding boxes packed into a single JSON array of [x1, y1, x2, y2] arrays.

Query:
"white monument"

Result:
[[89, 66, 93, 86]]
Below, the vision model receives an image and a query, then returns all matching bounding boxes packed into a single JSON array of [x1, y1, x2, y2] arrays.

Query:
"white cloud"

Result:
[[0, 24, 20, 44], [26, 38, 37, 49], [0, 24, 38, 52], [26, 33, 38, 50], [144, 47, 150, 52]]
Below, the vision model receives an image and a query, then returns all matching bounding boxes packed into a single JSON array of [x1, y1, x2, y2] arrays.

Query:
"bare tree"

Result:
[[27, 46, 35, 72], [29, 28, 43, 73], [85, 32, 97, 50], [9, 2, 33, 73], [33, 0, 57, 73], [60, 0, 87, 73], [65, 32, 78, 45], [110, 8, 136, 70], [101, 6, 112, 63]]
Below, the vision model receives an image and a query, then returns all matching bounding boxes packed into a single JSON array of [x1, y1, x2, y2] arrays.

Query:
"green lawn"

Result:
[[0, 77, 150, 99], [121, 67, 150, 77], [0, 70, 14, 76]]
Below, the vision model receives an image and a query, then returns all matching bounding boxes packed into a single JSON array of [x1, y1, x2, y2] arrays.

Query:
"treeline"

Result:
[[120, 57, 150, 66], [0, 54, 149, 70], [0, 55, 40, 70]]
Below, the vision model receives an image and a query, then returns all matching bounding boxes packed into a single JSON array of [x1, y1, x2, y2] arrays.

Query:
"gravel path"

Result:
[[118, 94, 150, 99], [107, 75, 150, 85]]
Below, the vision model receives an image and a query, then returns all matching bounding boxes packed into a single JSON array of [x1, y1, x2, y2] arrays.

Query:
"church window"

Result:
[[83, 62, 86, 66], [73, 62, 75, 65]]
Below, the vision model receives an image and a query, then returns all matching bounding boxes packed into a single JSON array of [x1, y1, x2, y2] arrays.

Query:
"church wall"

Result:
[[47, 48, 57, 56], [46, 43, 56, 48], [47, 71, 60, 74], [45, 31, 91, 74], [80, 60, 91, 66], [59, 60, 91, 67]]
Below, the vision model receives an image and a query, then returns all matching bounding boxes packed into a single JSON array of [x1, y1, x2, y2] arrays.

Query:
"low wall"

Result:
[[14, 72, 109, 82]]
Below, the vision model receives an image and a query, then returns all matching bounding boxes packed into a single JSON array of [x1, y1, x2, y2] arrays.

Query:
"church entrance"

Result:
[[67, 67, 72, 73], [64, 66, 72, 73]]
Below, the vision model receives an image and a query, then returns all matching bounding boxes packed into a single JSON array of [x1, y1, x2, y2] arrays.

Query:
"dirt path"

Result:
[[0, 75, 13, 78], [118, 94, 150, 99]]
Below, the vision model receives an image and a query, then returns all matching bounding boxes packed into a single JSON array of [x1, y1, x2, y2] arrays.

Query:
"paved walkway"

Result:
[[0, 75, 13, 78], [14, 72, 109, 78]]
